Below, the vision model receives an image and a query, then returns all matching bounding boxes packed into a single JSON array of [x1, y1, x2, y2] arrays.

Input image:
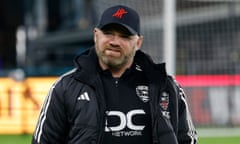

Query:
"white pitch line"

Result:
[[197, 127, 240, 137]]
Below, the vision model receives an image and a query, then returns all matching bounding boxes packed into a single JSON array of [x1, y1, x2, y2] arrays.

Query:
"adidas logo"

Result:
[[77, 92, 90, 101]]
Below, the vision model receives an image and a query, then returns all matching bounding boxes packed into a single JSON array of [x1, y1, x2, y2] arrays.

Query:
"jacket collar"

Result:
[[73, 47, 167, 85], [73, 47, 99, 85]]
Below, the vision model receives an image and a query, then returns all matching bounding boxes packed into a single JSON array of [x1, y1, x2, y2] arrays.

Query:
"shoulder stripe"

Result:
[[179, 87, 198, 143], [34, 86, 54, 143], [34, 68, 77, 143]]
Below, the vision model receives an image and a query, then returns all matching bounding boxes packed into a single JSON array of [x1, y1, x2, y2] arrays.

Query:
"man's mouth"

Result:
[[105, 48, 121, 57]]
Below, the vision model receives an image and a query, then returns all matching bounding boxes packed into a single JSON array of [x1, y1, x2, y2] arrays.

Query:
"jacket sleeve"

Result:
[[170, 76, 198, 144], [32, 78, 68, 144]]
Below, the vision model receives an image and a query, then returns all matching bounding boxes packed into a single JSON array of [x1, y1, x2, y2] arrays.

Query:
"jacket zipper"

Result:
[[150, 89, 156, 144], [95, 75, 107, 144], [97, 112, 106, 144], [149, 78, 168, 144]]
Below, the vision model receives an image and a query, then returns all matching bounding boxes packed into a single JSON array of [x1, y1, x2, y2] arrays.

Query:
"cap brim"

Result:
[[98, 23, 138, 35]]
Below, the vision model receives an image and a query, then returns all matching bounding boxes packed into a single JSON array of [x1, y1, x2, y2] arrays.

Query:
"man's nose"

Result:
[[109, 35, 121, 47]]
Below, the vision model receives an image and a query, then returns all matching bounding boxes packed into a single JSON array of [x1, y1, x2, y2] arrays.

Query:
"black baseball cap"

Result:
[[97, 5, 140, 35]]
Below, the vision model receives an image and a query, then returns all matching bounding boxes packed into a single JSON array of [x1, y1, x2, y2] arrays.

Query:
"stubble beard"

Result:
[[96, 47, 136, 70]]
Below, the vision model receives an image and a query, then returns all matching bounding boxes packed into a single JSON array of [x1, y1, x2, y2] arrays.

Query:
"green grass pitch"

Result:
[[0, 134, 32, 144], [0, 134, 240, 144], [199, 136, 240, 144]]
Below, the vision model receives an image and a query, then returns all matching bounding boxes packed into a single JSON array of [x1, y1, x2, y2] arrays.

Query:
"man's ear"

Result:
[[93, 28, 98, 43], [136, 35, 143, 50]]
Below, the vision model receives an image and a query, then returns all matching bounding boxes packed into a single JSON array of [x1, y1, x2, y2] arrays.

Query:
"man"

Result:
[[32, 5, 198, 144]]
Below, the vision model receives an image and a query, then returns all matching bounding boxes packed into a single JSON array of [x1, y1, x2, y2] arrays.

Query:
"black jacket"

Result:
[[32, 48, 197, 144]]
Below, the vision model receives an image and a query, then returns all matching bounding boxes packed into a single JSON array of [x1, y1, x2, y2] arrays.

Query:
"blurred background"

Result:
[[0, 0, 240, 143]]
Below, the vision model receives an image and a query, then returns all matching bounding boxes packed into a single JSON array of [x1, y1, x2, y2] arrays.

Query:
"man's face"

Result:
[[94, 24, 142, 70]]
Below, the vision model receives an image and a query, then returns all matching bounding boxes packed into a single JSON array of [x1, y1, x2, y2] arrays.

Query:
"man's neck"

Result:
[[99, 60, 133, 78]]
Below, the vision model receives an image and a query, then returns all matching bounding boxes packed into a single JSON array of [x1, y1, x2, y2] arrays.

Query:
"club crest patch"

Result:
[[136, 85, 149, 103]]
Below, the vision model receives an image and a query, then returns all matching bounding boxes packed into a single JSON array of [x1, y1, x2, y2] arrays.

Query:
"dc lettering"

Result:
[[105, 109, 145, 132]]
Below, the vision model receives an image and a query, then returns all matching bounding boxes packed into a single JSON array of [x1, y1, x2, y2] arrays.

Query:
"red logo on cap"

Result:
[[112, 8, 128, 19]]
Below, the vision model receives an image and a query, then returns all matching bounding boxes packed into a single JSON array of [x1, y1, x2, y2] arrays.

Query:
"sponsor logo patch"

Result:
[[159, 91, 170, 119]]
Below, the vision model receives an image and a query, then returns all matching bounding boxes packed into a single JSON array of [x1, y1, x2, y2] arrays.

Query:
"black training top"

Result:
[[100, 63, 153, 144]]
